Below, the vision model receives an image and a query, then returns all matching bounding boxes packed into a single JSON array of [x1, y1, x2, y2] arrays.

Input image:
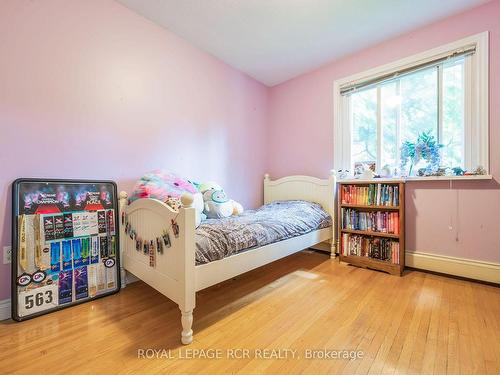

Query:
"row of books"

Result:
[[341, 208, 400, 234], [341, 184, 399, 207], [341, 233, 400, 264]]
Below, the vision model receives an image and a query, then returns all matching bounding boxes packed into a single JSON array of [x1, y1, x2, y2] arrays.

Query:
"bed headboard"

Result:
[[263, 171, 336, 218]]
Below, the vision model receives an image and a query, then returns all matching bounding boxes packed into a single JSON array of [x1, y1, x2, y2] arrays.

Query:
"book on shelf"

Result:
[[341, 233, 400, 264], [341, 208, 400, 235], [341, 184, 399, 207]]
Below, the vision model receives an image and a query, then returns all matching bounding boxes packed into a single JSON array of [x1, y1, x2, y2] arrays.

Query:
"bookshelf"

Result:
[[338, 180, 405, 276]]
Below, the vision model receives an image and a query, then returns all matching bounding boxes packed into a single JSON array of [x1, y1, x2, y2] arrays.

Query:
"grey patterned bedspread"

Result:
[[195, 200, 332, 265]]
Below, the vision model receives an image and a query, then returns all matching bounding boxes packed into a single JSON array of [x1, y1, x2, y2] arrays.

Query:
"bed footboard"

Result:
[[119, 192, 196, 344]]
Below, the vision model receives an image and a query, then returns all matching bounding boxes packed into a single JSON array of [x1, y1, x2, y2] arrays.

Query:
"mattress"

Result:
[[195, 200, 332, 265]]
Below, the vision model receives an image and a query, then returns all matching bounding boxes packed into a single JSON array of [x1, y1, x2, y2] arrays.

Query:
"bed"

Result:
[[118, 172, 336, 344]]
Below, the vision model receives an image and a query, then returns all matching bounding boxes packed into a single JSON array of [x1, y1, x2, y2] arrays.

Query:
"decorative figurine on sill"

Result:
[[400, 131, 443, 176], [473, 166, 487, 175], [464, 166, 487, 176], [379, 165, 392, 178], [432, 168, 447, 176], [337, 170, 350, 179], [360, 166, 376, 180], [452, 167, 465, 176]]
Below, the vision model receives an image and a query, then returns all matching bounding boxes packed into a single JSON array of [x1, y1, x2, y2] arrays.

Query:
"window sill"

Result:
[[338, 175, 493, 183], [404, 175, 493, 182]]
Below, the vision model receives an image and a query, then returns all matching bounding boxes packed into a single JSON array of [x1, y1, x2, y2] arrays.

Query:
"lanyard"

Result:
[[19, 215, 28, 272]]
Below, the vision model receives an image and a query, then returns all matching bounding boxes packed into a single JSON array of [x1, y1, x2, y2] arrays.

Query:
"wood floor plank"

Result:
[[0, 251, 498, 375]]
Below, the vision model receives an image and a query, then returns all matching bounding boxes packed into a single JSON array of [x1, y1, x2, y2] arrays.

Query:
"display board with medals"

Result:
[[11, 179, 120, 320]]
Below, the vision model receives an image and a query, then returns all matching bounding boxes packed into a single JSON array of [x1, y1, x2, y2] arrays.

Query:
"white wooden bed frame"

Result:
[[118, 172, 336, 344]]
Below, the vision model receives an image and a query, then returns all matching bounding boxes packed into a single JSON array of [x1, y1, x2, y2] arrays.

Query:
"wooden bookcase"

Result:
[[338, 180, 405, 276]]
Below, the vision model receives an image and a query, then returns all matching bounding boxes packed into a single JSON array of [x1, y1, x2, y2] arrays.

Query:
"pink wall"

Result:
[[0, 1, 268, 300], [1, 0, 498, 302], [268, 0, 500, 263]]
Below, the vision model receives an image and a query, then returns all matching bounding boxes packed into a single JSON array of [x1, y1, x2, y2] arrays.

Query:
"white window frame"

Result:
[[333, 32, 489, 176]]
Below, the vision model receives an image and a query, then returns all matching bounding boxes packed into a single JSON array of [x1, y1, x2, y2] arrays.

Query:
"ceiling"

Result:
[[117, 0, 490, 86]]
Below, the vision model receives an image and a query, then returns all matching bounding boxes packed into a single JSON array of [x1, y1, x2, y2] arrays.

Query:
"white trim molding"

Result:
[[0, 299, 11, 321], [333, 31, 489, 174], [406, 251, 500, 284], [125, 271, 140, 285]]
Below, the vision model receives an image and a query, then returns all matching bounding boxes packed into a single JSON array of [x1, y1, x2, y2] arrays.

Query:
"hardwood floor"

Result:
[[1, 250, 499, 374]]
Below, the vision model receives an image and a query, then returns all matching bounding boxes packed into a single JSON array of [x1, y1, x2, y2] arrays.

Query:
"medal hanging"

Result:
[[33, 214, 44, 270], [81, 237, 90, 261], [18, 215, 28, 272]]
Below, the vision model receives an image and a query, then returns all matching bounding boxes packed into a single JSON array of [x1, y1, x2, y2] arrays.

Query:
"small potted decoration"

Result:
[[464, 166, 487, 176], [400, 131, 443, 177]]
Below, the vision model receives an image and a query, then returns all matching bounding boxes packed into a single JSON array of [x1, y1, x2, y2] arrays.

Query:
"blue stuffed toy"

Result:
[[202, 189, 234, 219]]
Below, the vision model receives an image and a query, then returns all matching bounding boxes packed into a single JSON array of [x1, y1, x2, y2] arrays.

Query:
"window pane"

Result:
[[347, 60, 466, 176], [381, 82, 399, 171], [351, 88, 377, 172], [400, 67, 438, 173], [442, 59, 465, 168]]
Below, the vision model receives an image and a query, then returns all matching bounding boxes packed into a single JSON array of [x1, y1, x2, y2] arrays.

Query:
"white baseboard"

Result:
[[406, 251, 500, 284], [120, 270, 140, 288], [126, 271, 140, 284], [0, 299, 11, 321]]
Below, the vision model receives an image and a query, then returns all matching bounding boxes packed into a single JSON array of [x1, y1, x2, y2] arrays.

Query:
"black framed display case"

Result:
[[11, 178, 121, 321]]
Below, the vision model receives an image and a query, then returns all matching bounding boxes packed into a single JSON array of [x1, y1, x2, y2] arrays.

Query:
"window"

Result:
[[334, 33, 489, 178]]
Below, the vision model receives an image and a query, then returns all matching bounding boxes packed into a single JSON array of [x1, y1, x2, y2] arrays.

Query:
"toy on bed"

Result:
[[198, 181, 244, 219], [129, 170, 205, 226], [202, 189, 233, 219]]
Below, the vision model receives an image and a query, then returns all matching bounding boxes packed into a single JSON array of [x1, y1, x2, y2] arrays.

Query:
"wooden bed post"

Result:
[[179, 193, 196, 345], [263, 173, 270, 204], [329, 170, 337, 258], [118, 191, 128, 289]]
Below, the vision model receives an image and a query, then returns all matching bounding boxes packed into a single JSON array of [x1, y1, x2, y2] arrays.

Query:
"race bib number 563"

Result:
[[18, 284, 58, 317]]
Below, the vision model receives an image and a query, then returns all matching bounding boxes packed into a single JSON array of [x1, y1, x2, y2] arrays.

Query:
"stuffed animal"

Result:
[[198, 181, 223, 194], [197, 180, 244, 218], [130, 170, 198, 202], [202, 189, 234, 219], [130, 170, 205, 226], [230, 200, 244, 216]]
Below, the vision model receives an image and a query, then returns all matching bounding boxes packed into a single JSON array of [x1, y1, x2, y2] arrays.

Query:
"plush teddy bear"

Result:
[[202, 189, 234, 219]]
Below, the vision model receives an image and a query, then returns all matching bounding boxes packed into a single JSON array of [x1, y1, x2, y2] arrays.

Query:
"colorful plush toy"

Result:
[[130, 170, 198, 202], [129, 170, 205, 226], [131, 172, 243, 223], [202, 189, 234, 219], [197, 181, 244, 218]]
